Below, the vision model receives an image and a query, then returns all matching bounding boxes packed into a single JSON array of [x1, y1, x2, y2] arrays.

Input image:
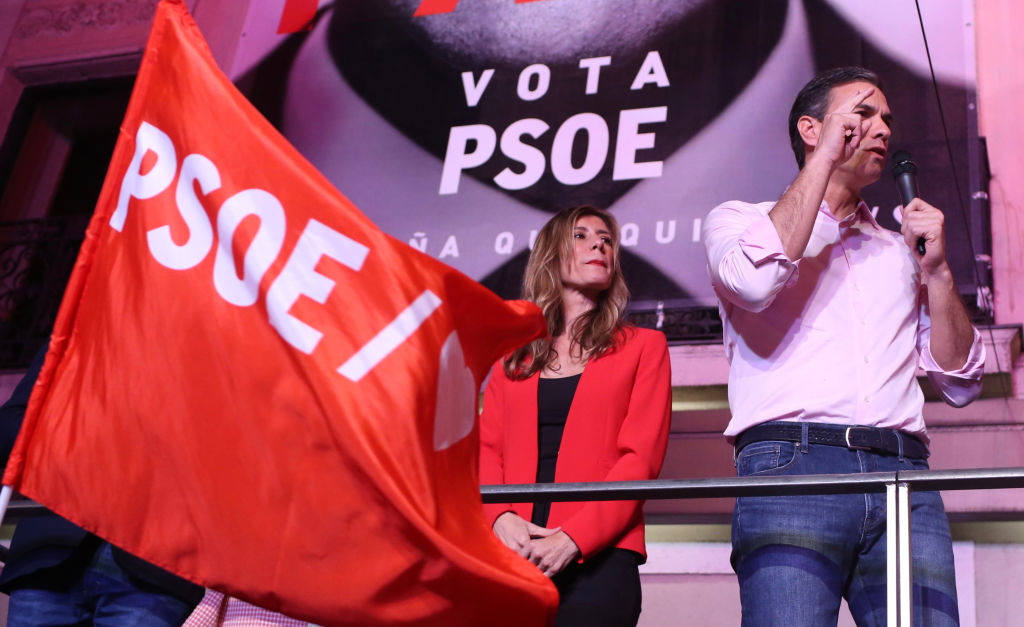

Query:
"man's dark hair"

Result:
[[788, 67, 883, 169]]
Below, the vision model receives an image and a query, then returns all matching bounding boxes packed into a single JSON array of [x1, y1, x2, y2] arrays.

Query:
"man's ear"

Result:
[[797, 115, 820, 148]]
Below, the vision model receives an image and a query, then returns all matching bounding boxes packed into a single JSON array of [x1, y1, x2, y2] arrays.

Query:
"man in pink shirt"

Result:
[[703, 67, 984, 626]]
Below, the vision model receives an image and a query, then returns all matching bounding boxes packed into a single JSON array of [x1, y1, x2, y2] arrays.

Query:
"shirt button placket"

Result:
[[845, 225, 871, 419]]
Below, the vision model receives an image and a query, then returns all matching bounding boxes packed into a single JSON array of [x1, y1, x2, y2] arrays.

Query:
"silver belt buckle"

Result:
[[845, 426, 872, 451]]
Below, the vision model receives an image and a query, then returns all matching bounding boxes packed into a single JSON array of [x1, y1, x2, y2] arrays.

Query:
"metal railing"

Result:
[[482, 467, 1024, 627]]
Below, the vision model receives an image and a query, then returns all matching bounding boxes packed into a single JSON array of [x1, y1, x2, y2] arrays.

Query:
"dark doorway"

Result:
[[0, 76, 134, 368]]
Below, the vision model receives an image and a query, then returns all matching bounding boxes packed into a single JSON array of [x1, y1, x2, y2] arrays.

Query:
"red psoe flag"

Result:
[[2, 1, 556, 624]]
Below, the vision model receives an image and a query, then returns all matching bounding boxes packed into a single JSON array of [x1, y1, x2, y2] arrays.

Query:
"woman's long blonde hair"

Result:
[[503, 206, 630, 380]]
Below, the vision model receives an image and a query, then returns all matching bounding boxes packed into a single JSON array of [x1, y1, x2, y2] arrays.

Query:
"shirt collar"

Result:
[[819, 199, 882, 231]]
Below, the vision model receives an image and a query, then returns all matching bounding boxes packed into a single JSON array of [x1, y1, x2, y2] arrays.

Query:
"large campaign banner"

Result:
[[234, 0, 984, 314]]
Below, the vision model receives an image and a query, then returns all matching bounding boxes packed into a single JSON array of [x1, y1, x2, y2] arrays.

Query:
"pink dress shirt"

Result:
[[703, 199, 984, 445]]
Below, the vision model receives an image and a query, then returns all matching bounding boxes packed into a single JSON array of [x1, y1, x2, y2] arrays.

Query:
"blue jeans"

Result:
[[6, 542, 195, 627], [732, 435, 959, 627]]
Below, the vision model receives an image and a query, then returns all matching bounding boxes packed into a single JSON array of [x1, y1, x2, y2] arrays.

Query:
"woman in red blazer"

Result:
[[479, 205, 672, 626]]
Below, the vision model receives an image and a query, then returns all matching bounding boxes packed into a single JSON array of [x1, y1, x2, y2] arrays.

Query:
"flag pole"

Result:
[[0, 485, 13, 528]]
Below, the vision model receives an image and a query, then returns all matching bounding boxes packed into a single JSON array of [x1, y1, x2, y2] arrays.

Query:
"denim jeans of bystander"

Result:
[[6, 542, 196, 627]]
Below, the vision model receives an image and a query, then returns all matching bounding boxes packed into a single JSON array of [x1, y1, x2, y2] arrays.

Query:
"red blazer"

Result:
[[479, 327, 671, 563]]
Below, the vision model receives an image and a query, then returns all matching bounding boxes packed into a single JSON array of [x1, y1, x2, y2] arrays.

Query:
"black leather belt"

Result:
[[735, 422, 929, 459]]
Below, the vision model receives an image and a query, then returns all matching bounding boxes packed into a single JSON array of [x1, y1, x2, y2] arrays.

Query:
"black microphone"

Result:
[[891, 150, 927, 256]]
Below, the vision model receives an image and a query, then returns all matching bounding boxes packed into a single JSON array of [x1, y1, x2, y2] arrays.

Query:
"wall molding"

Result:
[[15, 1, 157, 39]]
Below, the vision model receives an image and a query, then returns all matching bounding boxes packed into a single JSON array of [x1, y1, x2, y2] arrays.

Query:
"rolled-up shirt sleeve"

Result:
[[917, 308, 986, 408], [703, 201, 799, 312]]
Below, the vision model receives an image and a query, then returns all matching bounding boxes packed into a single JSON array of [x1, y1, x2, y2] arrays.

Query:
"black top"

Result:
[[532, 373, 581, 527]]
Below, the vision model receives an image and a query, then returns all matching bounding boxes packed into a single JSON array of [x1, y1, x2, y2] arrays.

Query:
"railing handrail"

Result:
[[480, 466, 1024, 503]]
